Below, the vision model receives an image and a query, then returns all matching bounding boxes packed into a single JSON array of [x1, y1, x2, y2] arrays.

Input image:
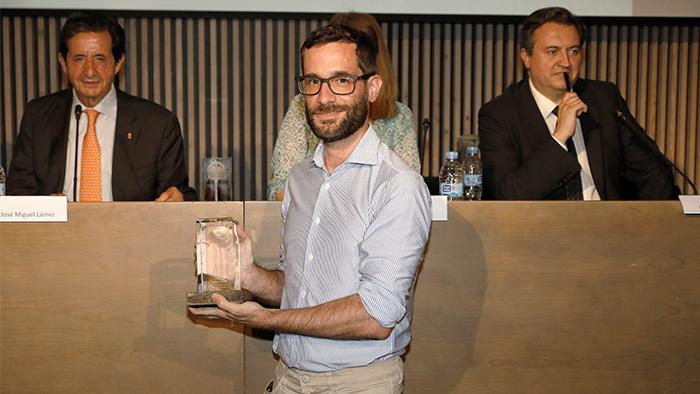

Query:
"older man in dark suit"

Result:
[[478, 7, 673, 200], [7, 12, 194, 201]]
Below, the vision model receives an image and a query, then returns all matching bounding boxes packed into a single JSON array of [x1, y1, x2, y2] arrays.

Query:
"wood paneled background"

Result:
[[1, 11, 698, 199]]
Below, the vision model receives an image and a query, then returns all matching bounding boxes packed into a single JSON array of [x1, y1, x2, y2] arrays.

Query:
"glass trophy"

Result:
[[186, 217, 251, 306], [201, 157, 232, 201]]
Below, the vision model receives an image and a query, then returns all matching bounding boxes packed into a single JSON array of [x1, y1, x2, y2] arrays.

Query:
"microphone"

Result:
[[563, 72, 572, 92], [420, 118, 431, 169], [614, 110, 696, 195], [419, 118, 439, 195], [73, 104, 82, 201]]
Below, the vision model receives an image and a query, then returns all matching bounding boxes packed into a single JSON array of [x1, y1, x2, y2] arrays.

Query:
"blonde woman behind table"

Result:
[[267, 12, 420, 200]]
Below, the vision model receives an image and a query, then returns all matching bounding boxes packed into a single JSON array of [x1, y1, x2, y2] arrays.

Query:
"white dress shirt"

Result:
[[62, 85, 117, 201], [274, 126, 432, 372], [529, 79, 601, 200]]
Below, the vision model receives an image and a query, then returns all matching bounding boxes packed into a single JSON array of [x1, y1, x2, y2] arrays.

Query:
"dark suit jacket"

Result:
[[478, 79, 674, 200], [7, 88, 196, 200]]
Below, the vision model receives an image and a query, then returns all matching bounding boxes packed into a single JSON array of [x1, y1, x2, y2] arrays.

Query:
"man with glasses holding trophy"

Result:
[[190, 24, 431, 393]]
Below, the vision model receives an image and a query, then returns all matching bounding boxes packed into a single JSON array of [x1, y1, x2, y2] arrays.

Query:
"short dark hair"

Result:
[[519, 7, 586, 54], [60, 12, 126, 61], [300, 24, 377, 75]]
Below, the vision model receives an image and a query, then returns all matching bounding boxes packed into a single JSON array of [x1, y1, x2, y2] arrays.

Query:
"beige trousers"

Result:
[[267, 357, 404, 394]]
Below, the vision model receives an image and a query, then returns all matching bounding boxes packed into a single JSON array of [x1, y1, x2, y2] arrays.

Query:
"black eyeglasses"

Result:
[[296, 73, 375, 96]]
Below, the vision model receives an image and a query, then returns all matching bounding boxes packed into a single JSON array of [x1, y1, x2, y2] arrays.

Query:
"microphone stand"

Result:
[[420, 118, 431, 170], [420, 118, 440, 195], [614, 110, 697, 195], [73, 105, 82, 201]]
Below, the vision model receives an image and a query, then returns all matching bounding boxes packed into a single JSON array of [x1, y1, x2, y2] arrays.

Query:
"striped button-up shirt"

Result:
[[272, 125, 432, 372]]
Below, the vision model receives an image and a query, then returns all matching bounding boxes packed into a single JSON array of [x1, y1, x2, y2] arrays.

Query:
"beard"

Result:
[[306, 94, 369, 144]]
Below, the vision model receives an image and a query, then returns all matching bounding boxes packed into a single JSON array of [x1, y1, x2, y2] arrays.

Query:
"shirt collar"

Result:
[[71, 84, 118, 121], [528, 78, 559, 119], [311, 124, 381, 171]]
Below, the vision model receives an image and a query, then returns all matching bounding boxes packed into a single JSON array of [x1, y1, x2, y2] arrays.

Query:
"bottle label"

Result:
[[439, 182, 463, 199], [463, 174, 482, 187]]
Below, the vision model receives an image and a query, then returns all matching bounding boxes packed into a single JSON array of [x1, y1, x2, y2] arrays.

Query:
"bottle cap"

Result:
[[466, 146, 479, 155], [445, 151, 459, 160]]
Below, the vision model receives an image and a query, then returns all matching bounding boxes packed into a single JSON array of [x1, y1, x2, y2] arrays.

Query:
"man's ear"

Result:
[[58, 53, 68, 75], [114, 54, 125, 75], [366, 74, 383, 103], [519, 48, 530, 70]]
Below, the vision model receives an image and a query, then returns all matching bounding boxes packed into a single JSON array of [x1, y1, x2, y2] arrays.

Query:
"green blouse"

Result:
[[268, 94, 420, 200]]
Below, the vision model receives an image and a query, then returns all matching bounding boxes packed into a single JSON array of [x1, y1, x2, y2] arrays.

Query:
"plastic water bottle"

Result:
[[0, 163, 6, 196], [438, 151, 464, 200], [463, 146, 482, 200]]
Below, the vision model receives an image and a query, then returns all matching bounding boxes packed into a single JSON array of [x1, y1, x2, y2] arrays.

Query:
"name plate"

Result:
[[431, 195, 448, 221], [0, 196, 68, 222], [679, 195, 700, 215]]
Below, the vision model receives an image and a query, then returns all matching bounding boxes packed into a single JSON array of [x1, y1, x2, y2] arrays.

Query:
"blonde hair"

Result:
[[329, 12, 398, 120]]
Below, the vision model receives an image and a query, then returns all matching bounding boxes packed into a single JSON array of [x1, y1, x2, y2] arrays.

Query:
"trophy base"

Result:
[[186, 289, 252, 307]]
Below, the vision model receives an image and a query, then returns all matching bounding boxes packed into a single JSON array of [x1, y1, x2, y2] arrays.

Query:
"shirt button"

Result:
[[300, 289, 307, 298], [324, 183, 330, 191], [302, 375, 310, 383], [314, 217, 320, 225], [308, 253, 313, 262]]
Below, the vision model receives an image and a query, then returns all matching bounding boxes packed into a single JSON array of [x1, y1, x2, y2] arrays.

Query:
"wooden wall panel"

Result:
[[2, 201, 699, 392], [1, 12, 698, 198], [0, 202, 246, 393], [243, 201, 700, 393]]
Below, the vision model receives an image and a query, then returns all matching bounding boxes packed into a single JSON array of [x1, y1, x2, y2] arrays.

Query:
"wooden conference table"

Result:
[[1, 201, 698, 393]]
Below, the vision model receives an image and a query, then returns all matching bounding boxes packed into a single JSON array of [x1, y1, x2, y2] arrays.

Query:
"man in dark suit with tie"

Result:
[[478, 7, 674, 200], [6, 12, 195, 201]]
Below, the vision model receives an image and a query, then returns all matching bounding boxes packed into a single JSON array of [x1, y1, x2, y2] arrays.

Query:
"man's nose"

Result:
[[558, 50, 571, 68], [83, 59, 96, 76], [317, 80, 336, 103]]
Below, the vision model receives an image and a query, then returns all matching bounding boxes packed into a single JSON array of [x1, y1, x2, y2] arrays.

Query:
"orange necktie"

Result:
[[79, 109, 102, 201]]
